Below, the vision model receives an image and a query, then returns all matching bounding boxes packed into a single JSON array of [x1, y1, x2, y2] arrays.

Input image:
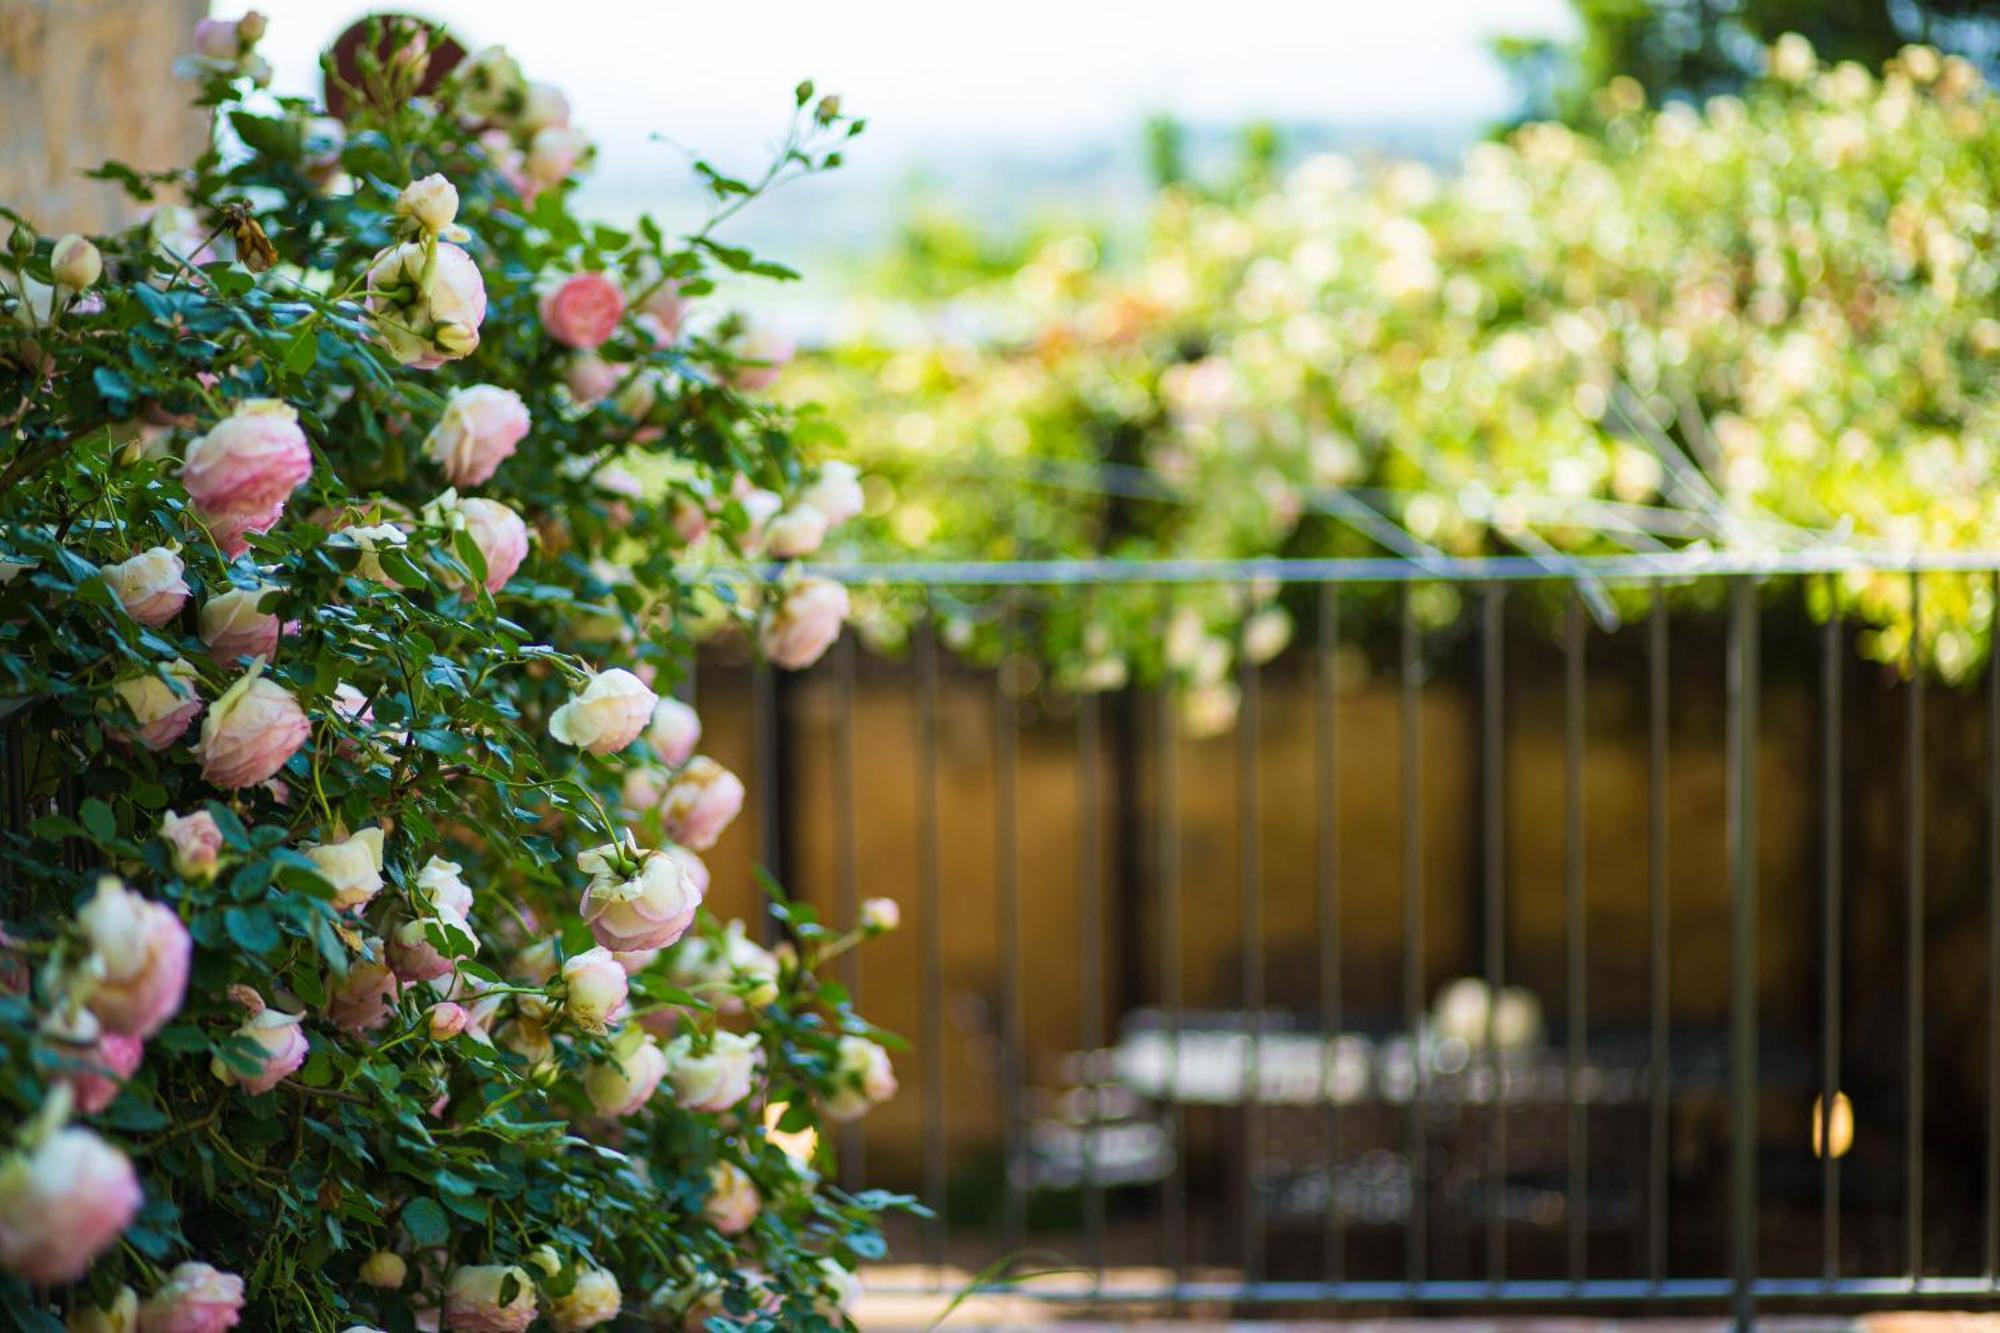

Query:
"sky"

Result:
[[244, 1, 1575, 264]]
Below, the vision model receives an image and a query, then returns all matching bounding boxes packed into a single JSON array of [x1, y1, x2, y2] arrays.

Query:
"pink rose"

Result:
[[58, 1028, 145, 1116], [576, 841, 702, 953], [443, 1265, 537, 1332], [139, 1262, 245, 1332], [389, 911, 476, 985], [731, 331, 794, 392], [211, 1008, 308, 1095], [198, 584, 283, 663], [760, 577, 849, 670], [0, 1126, 141, 1284], [548, 668, 656, 755], [113, 660, 203, 751], [762, 507, 826, 560], [562, 354, 621, 405], [659, 756, 744, 851], [80, 878, 192, 1038], [424, 386, 530, 487], [195, 667, 308, 789], [191, 18, 243, 60], [824, 1034, 897, 1121], [458, 498, 529, 591], [582, 1029, 667, 1117], [157, 811, 221, 888], [538, 272, 625, 350], [367, 241, 488, 369], [326, 959, 398, 1033], [103, 547, 189, 625], [182, 400, 312, 556], [525, 126, 590, 192], [663, 1030, 761, 1114], [670, 496, 711, 545], [646, 697, 700, 767], [700, 1162, 760, 1236], [427, 1002, 469, 1040], [559, 947, 627, 1032]]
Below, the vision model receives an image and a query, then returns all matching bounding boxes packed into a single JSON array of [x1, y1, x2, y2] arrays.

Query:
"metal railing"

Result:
[[696, 551, 2000, 1325]]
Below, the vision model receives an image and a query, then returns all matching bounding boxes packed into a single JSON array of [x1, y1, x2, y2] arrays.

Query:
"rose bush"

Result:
[[0, 14, 906, 1329]]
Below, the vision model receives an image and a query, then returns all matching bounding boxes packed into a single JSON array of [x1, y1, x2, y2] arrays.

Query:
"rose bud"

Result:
[[305, 826, 386, 911], [423, 385, 530, 487], [395, 174, 464, 238], [561, 353, 620, 405], [159, 809, 223, 882], [195, 666, 309, 789], [43, 1007, 145, 1116], [801, 460, 865, 528], [443, 1265, 537, 1333], [701, 1162, 761, 1236], [760, 577, 849, 670], [577, 840, 702, 952], [547, 1266, 620, 1332], [860, 897, 900, 933], [763, 506, 827, 560], [658, 756, 745, 852], [670, 496, 711, 545], [181, 400, 312, 555], [198, 583, 283, 663], [103, 546, 189, 625], [663, 1030, 762, 1113], [79, 876, 192, 1038], [559, 947, 628, 1032], [210, 1008, 308, 1095], [427, 1002, 469, 1040], [538, 272, 625, 350], [0, 1126, 141, 1284], [646, 696, 700, 767], [191, 17, 243, 60], [112, 659, 203, 751], [582, 1028, 667, 1117], [51, 234, 102, 291], [388, 911, 475, 985], [138, 1262, 245, 1333], [359, 1249, 407, 1289], [548, 667, 657, 755], [824, 1034, 898, 1121]]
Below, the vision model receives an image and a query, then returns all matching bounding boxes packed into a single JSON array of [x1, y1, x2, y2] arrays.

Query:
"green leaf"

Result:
[[400, 1196, 449, 1246], [78, 797, 116, 843], [223, 905, 281, 955]]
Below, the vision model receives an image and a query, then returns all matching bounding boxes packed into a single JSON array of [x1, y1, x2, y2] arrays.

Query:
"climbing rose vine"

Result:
[[0, 13, 906, 1330]]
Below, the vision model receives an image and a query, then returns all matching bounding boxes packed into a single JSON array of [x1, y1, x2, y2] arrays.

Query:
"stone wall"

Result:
[[0, 0, 209, 233]]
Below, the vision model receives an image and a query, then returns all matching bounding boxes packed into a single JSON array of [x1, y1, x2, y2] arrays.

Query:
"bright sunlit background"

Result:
[[245, 0, 1571, 269]]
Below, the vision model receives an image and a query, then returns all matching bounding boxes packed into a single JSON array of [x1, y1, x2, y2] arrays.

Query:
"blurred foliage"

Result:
[[796, 40, 2000, 731], [1496, 0, 2000, 126]]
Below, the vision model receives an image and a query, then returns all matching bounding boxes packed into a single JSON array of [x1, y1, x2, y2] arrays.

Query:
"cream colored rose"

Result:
[[663, 1030, 762, 1113], [549, 668, 657, 755], [102, 546, 188, 626], [547, 1266, 621, 1331], [577, 840, 701, 952], [559, 946, 628, 1032], [306, 827, 386, 910]]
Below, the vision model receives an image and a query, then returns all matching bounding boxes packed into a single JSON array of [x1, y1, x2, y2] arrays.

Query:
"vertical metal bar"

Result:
[[1239, 648, 1265, 1282], [1647, 585, 1670, 1291], [833, 630, 864, 1189], [1159, 679, 1187, 1287], [1565, 590, 1588, 1288], [997, 602, 1025, 1258], [751, 656, 782, 944], [916, 600, 947, 1283], [1078, 686, 1106, 1286], [1316, 584, 1344, 1284], [1728, 576, 1759, 1333], [1402, 586, 1426, 1284], [1821, 586, 1842, 1286], [1482, 584, 1507, 1289], [1907, 571, 1925, 1285], [1989, 567, 2000, 1286]]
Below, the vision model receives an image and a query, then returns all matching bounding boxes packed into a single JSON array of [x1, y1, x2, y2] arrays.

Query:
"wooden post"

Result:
[[0, 0, 208, 232]]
